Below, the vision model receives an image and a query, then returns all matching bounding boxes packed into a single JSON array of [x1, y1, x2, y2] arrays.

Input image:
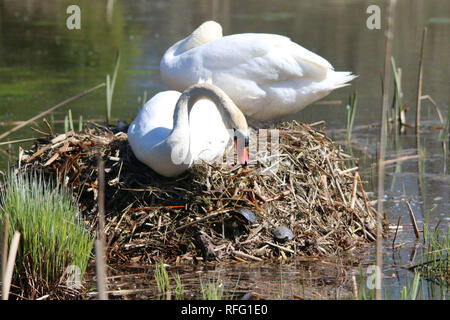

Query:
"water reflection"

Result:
[[0, 0, 449, 299], [1, 0, 448, 129]]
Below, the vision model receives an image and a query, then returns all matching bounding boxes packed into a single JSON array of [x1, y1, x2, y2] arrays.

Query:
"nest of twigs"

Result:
[[17, 120, 379, 264]]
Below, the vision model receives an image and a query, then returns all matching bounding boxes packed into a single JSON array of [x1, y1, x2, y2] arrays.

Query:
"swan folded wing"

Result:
[[196, 33, 332, 86]]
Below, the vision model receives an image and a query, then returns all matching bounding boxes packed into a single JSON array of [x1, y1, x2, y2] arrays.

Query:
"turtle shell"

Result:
[[272, 226, 294, 242], [234, 208, 257, 225]]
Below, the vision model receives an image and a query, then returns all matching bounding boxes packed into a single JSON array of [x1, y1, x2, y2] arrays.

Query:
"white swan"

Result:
[[127, 83, 249, 177], [160, 21, 357, 122]]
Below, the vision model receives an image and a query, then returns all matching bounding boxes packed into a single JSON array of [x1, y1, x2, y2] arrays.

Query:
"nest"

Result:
[[16, 120, 379, 264]]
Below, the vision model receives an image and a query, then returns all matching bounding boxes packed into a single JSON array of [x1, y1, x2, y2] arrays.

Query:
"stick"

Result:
[[1, 215, 9, 282], [172, 209, 230, 233], [351, 275, 358, 300], [129, 205, 185, 212], [0, 137, 40, 146], [95, 239, 108, 300], [265, 241, 295, 254], [0, 83, 105, 141], [96, 157, 108, 300], [376, 0, 397, 300], [233, 250, 263, 262], [405, 200, 420, 240], [392, 216, 402, 249], [2, 232, 20, 300], [381, 154, 419, 166], [350, 172, 359, 209], [415, 27, 427, 134]]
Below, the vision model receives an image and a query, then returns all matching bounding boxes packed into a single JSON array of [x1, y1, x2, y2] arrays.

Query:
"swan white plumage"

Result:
[[160, 21, 357, 122], [127, 83, 249, 177]]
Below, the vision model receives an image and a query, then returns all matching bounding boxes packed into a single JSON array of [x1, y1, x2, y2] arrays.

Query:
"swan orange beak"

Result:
[[235, 138, 249, 166]]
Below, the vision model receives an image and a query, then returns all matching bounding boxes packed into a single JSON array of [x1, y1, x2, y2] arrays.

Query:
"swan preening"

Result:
[[128, 83, 249, 177], [160, 20, 357, 122]]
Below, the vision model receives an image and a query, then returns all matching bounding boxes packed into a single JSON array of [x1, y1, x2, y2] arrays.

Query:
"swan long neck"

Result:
[[168, 84, 245, 166], [172, 84, 241, 134]]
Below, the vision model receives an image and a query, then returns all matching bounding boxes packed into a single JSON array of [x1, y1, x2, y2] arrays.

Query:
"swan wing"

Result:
[[203, 33, 332, 79], [169, 33, 333, 91], [161, 33, 340, 120], [128, 91, 180, 153]]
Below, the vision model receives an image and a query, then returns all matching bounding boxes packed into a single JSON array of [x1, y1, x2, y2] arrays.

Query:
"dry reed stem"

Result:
[[376, 0, 397, 300], [2, 232, 20, 300], [405, 200, 420, 240], [392, 216, 402, 249], [96, 158, 108, 300], [95, 239, 108, 300], [350, 172, 359, 209], [415, 27, 427, 134], [15, 120, 379, 264], [0, 83, 105, 141], [1, 215, 9, 282]]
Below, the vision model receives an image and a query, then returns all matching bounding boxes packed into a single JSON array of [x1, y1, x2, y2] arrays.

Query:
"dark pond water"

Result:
[[0, 0, 449, 299]]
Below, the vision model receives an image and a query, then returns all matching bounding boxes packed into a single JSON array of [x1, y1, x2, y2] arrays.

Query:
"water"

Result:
[[0, 0, 449, 299]]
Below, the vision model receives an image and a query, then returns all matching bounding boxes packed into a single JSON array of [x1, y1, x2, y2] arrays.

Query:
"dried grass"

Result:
[[15, 120, 380, 264]]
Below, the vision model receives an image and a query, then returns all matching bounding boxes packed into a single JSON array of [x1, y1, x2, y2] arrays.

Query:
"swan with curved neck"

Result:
[[161, 21, 357, 123], [128, 83, 249, 177]]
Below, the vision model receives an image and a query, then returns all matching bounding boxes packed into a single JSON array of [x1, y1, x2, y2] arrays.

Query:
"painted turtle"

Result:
[[272, 226, 294, 242], [225, 208, 257, 241], [234, 208, 257, 225]]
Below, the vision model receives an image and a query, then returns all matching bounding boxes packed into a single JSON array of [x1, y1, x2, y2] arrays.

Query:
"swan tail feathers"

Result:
[[329, 71, 358, 89]]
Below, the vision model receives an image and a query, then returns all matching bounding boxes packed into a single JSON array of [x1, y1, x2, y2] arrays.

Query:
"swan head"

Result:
[[181, 21, 223, 52]]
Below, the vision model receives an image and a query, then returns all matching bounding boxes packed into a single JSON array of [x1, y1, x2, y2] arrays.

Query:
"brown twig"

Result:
[[392, 216, 402, 249], [405, 199, 420, 240], [376, 0, 397, 300], [96, 157, 108, 300], [0, 83, 105, 141], [415, 27, 427, 134], [2, 232, 20, 300]]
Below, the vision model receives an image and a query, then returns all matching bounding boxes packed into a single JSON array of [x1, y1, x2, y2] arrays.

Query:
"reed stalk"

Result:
[[346, 92, 357, 141], [105, 51, 121, 125], [0, 83, 105, 141], [96, 157, 108, 300], [415, 28, 427, 134], [1, 232, 20, 300], [154, 262, 170, 297], [376, 0, 397, 300]]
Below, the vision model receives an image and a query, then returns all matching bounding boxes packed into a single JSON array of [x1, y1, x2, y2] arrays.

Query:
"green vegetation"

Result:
[[346, 92, 357, 141], [415, 216, 449, 284], [174, 273, 185, 300], [399, 272, 421, 300], [64, 109, 75, 133], [153, 262, 185, 299], [390, 57, 404, 135], [154, 261, 170, 297], [0, 170, 94, 298], [105, 51, 121, 125], [200, 276, 224, 300]]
